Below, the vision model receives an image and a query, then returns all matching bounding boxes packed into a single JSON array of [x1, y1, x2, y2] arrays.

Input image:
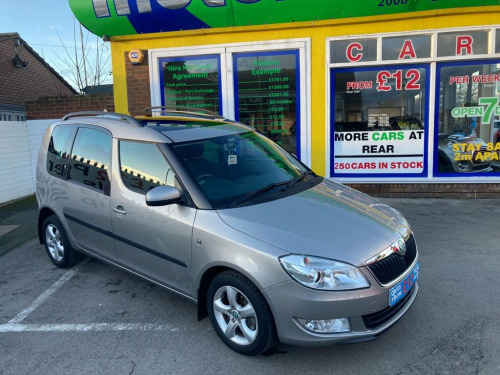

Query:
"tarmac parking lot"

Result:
[[0, 197, 499, 375]]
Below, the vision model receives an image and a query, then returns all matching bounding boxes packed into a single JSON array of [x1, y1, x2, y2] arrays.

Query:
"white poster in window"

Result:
[[333, 130, 425, 173]]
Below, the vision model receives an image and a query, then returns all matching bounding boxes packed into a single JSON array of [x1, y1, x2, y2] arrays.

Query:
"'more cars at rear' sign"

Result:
[[69, 0, 499, 37]]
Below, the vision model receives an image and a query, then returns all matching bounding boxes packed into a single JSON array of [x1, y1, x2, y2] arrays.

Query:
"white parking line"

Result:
[[0, 323, 181, 333], [8, 259, 88, 325], [1, 258, 189, 334]]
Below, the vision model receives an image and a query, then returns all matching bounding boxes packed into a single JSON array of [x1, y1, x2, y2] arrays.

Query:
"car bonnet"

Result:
[[216, 179, 410, 267]]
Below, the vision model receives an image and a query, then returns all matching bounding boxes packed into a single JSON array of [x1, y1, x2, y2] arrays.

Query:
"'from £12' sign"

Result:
[[376, 70, 420, 91], [346, 69, 421, 92]]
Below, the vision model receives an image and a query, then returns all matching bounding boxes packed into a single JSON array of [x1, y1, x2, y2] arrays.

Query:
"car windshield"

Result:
[[172, 130, 312, 208]]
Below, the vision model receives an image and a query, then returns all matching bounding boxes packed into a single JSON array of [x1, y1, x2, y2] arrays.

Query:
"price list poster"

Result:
[[160, 55, 222, 114], [234, 50, 300, 155]]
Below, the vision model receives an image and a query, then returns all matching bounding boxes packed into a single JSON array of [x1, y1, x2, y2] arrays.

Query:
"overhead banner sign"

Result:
[[69, 0, 499, 37]]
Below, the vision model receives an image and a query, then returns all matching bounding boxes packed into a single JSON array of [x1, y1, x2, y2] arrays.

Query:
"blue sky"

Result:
[[0, 0, 112, 90]]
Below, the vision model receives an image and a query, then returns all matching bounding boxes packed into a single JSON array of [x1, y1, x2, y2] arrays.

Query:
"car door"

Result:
[[62, 125, 116, 262], [110, 139, 196, 296]]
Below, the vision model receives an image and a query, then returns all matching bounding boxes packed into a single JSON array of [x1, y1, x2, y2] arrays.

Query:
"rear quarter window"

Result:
[[47, 125, 71, 178]]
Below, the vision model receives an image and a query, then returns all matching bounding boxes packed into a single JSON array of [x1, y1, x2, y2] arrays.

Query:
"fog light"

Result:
[[297, 317, 350, 333]]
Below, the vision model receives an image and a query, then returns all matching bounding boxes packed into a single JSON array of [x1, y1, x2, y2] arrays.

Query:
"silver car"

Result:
[[437, 133, 493, 173], [36, 110, 419, 355]]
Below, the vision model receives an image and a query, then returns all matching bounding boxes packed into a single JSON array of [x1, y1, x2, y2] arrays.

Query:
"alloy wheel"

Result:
[[45, 224, 64, 262], [212, 285, 258, 346]]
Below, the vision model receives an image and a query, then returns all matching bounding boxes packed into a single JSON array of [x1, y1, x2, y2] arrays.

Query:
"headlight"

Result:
[[279, 255, 370, 290]]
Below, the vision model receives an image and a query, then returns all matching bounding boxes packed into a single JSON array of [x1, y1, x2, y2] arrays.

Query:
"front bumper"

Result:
[[262, 269, 418, 346]]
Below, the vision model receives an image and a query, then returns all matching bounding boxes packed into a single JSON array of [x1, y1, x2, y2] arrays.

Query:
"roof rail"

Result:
[[61, 111, 143, 127], [142, 106, 224, 119]]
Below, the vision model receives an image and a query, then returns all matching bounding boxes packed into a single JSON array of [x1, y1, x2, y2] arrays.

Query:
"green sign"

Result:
[[452, 97, 500, 124], [161, 56, 221, 113], [69, 0, 499, 37]]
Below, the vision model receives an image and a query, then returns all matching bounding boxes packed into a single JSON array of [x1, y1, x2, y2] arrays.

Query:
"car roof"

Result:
[[152, 123, 252, 143], [54, 111, 254, 143]]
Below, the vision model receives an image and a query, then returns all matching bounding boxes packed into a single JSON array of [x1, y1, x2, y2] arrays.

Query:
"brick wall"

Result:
[[25, 94, 115, 120], [0, 35, 75, 106], [125, 51, 151, 116]]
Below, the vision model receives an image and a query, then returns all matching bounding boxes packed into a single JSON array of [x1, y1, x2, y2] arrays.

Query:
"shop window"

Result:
[[119, 141, 175, 194], [330, 65, 428, 177], [159, 55, 222, 114], [434, 60, 500, 176], [437, 31, 489, 57], [330, 39, 377, 64], [233, 51, 300, 155], [69, 128, 111, 194]]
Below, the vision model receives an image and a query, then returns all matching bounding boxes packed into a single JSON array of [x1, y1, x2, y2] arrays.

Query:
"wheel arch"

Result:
[[197, 265, 230, 321], [196, 265, 275, 323], [38, 207, 56, 244]]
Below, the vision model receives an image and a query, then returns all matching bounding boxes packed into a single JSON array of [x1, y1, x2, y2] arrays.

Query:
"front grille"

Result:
[[362, 285, 415, 330], [367, 233, 417, 285]]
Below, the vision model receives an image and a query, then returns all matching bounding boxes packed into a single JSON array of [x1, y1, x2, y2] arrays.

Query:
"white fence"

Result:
[[0, 120, 55, 205]]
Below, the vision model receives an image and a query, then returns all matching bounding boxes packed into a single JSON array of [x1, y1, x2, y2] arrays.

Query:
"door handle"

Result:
[[113, 206, 126, 215]]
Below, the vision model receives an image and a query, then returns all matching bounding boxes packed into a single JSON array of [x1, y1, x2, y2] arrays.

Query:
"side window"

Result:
[[47, 125, 71, 178], [119, 141, 175, 194], [69, 128, 111, 194]]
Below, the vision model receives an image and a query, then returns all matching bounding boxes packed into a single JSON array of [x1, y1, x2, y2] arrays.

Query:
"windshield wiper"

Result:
[[284, 170, 317, 190], [229, 180, 290, 208]]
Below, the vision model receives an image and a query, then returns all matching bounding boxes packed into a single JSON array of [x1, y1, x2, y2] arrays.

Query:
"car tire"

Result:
[[42, 216, 83, 268], [206, 270, 277, 356]]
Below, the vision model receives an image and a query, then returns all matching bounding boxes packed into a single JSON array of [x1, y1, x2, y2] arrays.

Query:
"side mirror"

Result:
[[145, 185, 181, 206]]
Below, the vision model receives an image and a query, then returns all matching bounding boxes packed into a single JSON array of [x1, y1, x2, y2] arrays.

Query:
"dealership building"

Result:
[[70, 0, 500, 197]]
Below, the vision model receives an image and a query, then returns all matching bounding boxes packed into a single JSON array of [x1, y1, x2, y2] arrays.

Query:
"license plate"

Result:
[[389, 262, 419, 307]]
